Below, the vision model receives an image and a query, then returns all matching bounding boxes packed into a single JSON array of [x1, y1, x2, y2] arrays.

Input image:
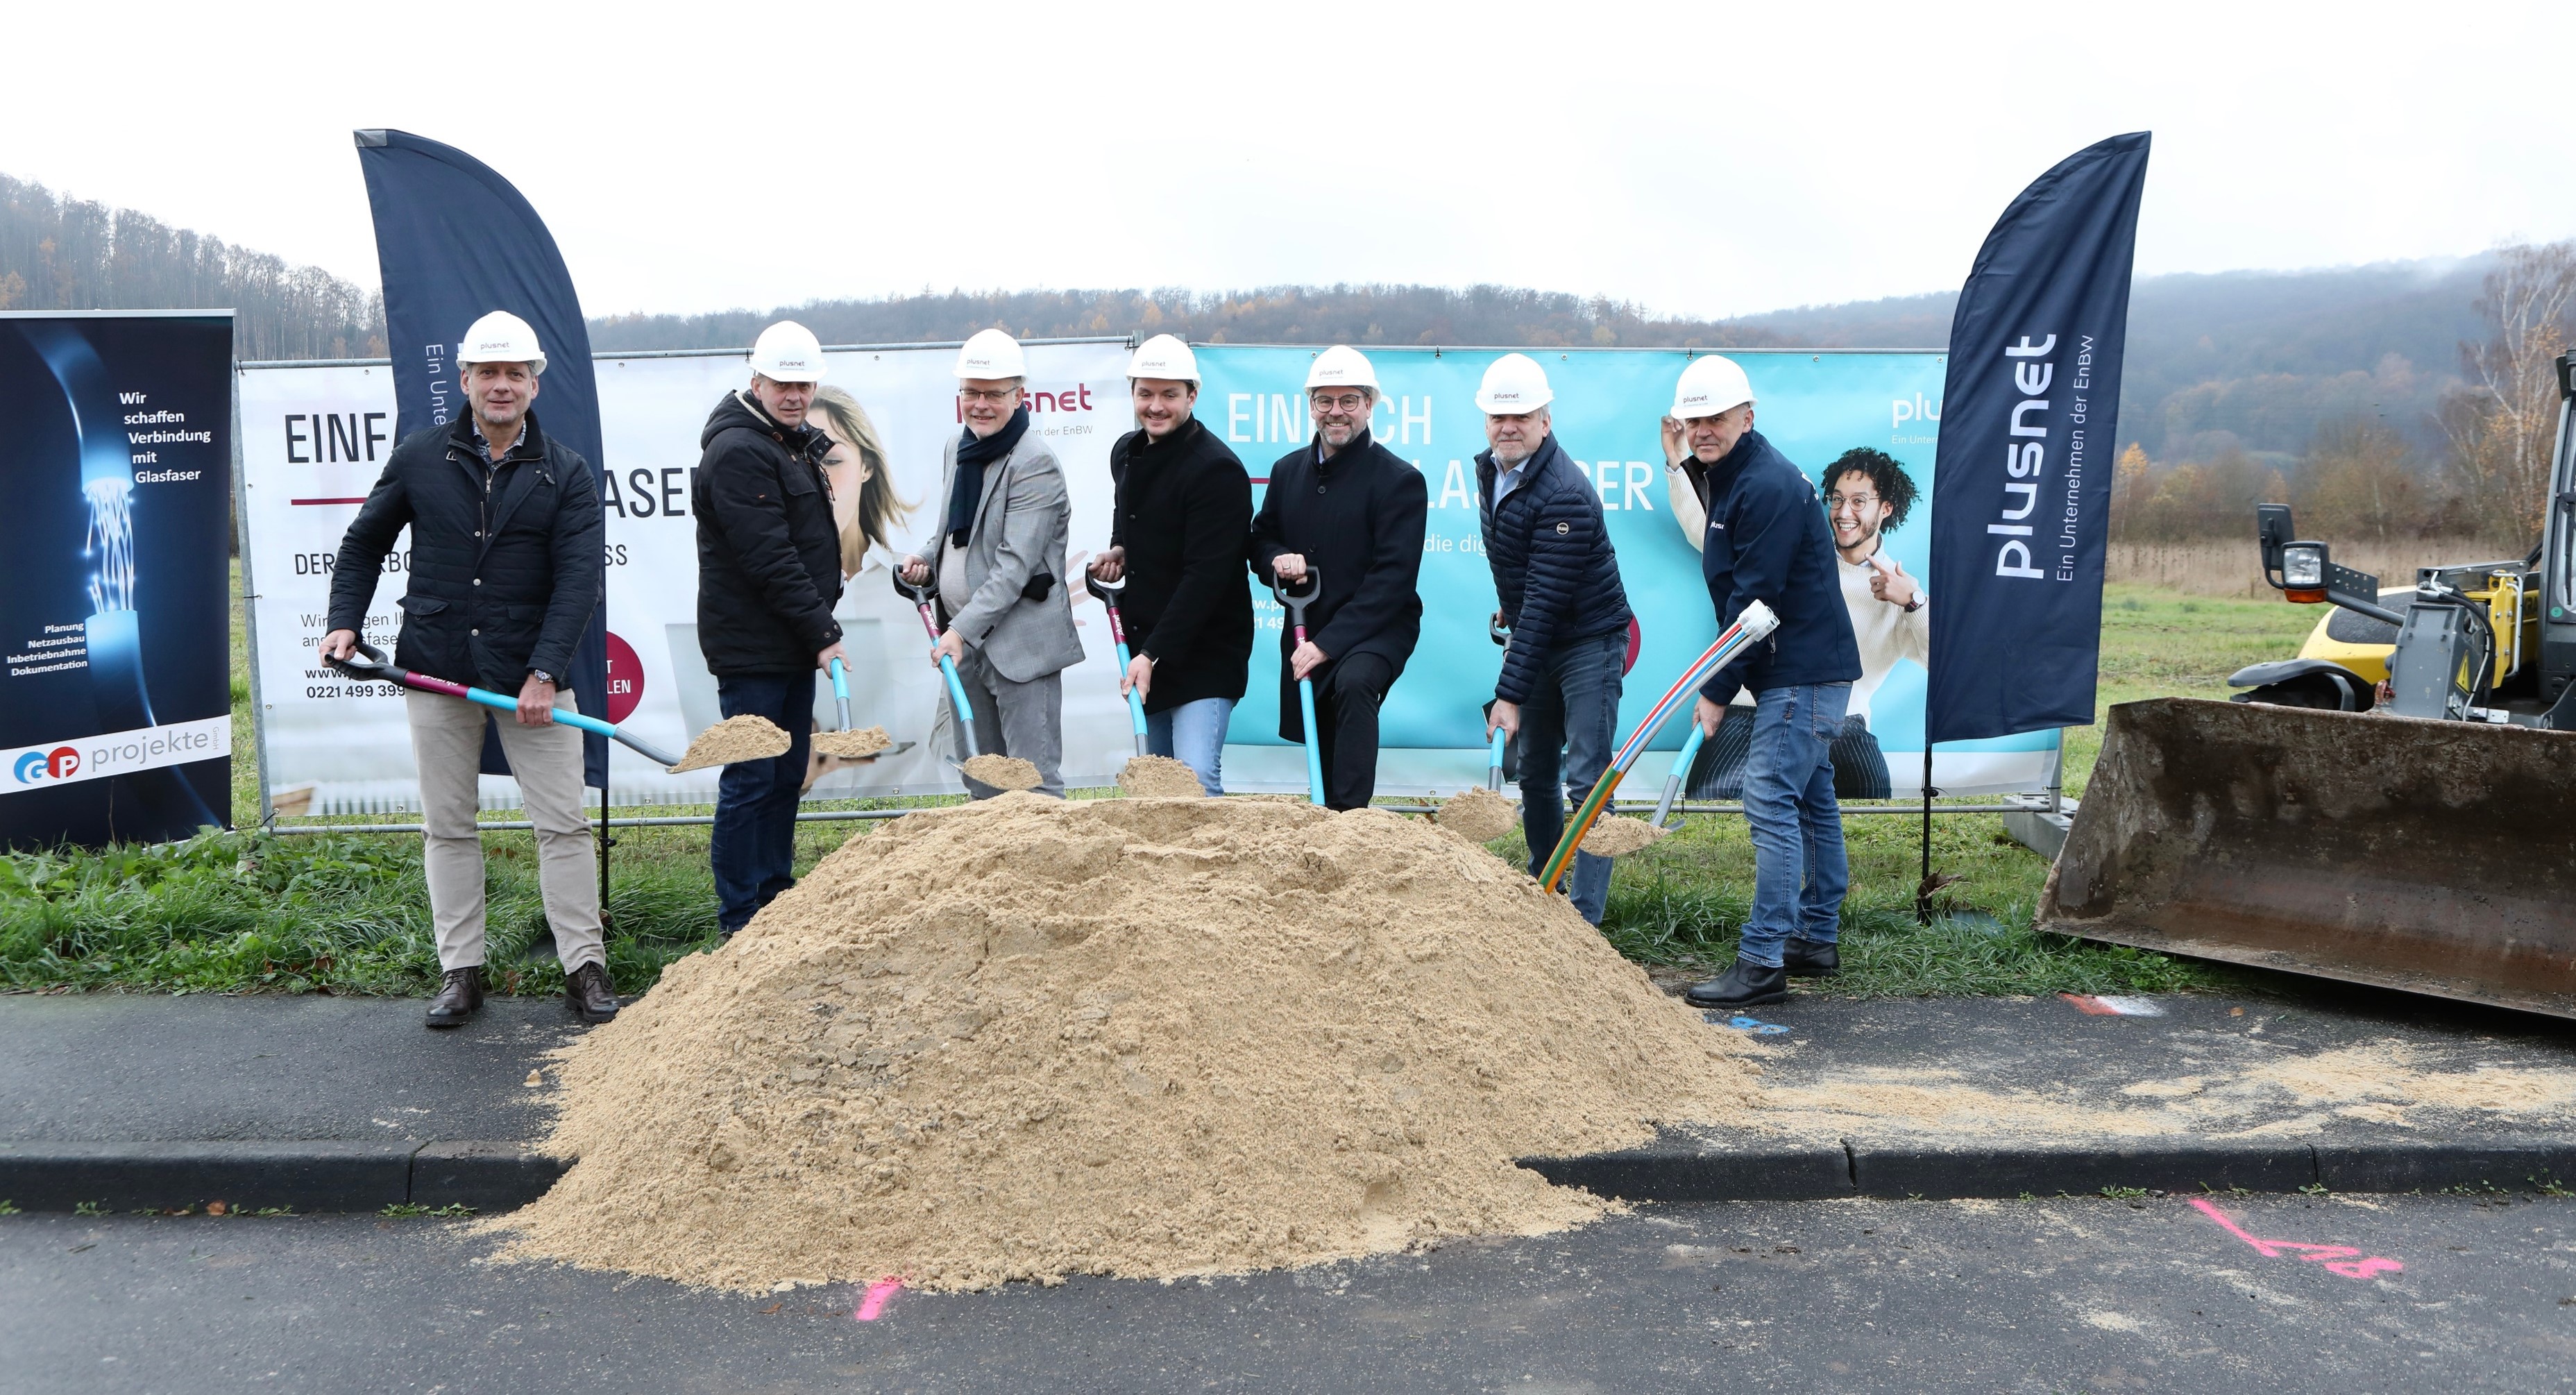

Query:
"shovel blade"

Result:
[[2040, 698, 2576, 1019]]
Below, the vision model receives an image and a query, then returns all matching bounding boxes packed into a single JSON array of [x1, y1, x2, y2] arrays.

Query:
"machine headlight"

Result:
[[2282, 544, 2324, 587]]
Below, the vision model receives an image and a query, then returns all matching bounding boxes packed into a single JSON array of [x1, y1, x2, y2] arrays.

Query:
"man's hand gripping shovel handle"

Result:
[[1271, 567, 1327, 806]]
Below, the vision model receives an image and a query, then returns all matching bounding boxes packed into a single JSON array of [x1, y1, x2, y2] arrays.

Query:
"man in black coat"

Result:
[[1247, 345, 1429, 810], [1473, 354, 1634, 924], [1088, 335, 1253, 795], [321, 310, 614, 1029], [690, 321, 847, 935]]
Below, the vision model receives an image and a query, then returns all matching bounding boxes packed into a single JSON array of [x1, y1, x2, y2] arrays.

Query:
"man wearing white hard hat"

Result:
[[1088, 335, 1253, 795], [692, 321, 847, 933], [899, 329, 1085, 795], [321, 310, 617, 1028], [1247, 345, 1429, 809], [1661, 356, 1863, 1008], [1473, 353, 1634, 924]]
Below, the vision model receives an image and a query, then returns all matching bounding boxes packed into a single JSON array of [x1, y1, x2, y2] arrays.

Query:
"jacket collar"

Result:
[[732, 389, 826, 455], [446, 408, 548, 466], [1473, 433, 1567, 507], [1312, 425, 1373, 471], [1702, 428, 1769, 496]]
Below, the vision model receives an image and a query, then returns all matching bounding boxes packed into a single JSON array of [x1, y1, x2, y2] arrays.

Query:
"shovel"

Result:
[[1085, 571, 1151, 757], [323, 641, 765, 772], [1271, 567, 1327, 806], [1650, 722, 1706, 829], [1486, 613, 1511, 791], [892, 568, 980, 760], [827, 656, 852, 732], [1538, 601, 1778, 892]]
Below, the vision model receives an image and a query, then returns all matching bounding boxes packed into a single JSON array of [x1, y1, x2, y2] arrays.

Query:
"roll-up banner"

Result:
[[1927, 133, 2151, 744], [0, 312, 235, 849], [240, 344, 2058, 816]]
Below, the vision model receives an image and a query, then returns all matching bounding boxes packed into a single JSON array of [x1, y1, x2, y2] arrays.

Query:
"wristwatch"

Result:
[[528, 668, 557, 685]]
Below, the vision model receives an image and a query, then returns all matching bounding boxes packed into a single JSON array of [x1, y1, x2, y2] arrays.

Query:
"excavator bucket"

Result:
[[2040, 698, 2576, 1019]]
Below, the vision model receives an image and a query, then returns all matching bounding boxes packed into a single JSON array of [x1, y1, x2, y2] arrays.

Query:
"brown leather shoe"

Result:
[[565, 961, 620, 1024], [425, 966, 484, 1029]]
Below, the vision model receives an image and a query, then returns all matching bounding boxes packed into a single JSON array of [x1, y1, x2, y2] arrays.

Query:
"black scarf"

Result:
[[946, 407, 1031, 548]]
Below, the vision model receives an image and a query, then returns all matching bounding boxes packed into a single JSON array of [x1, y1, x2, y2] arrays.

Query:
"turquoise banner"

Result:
[[1193, 346, 2060, 798]]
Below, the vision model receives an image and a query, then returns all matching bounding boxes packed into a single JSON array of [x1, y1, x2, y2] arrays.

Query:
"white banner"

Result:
[[4, 715, 231, 794], [238, 342, 1136, 815]]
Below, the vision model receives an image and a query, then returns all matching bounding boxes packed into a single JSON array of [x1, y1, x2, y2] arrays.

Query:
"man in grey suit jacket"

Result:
[[899, 330, 1085, 796]]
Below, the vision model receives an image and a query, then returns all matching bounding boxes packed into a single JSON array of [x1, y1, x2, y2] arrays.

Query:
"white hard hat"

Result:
[[1670, 355, 1755, 419], [749, 321, 827, 383], [457, 310, 546, 374], [1475, 353, 1553, 414], [956, 328, 1028, 380], [1305, 344, 1380, 396], [1126, 333, 1198, 383]]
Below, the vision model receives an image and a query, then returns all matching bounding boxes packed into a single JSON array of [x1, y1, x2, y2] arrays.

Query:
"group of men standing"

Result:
[[325, 313, 1880, 1029]]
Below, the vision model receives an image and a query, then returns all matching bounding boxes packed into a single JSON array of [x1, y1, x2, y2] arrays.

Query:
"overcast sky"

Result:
[[6, 2, 2567, 321]]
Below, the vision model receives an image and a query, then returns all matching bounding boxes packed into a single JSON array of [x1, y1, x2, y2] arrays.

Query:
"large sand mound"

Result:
[[496, 794, 1752, 1292]]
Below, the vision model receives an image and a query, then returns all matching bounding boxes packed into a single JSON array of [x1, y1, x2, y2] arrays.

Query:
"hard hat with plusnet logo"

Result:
[[749, 321, 827, 382], [956, 328, 1028, 380], [1127, 334, 1198, 382], [1305, 344, 1380, 395], [457, 310, 546, 374], [1670, 355, 1754, 419], [1475, 353, 1553, 414]]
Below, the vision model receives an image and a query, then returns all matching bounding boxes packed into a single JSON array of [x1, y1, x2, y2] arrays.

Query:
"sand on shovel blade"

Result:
[[489, 794, 1754, 1293], [958, 753, 1042, 792], [813, 726, 892, 759], [1579, 815, 1669, 857], [1117, 755, 1206, 797], [666, 716, 793, 773], [1435, 786, 1518, 843]]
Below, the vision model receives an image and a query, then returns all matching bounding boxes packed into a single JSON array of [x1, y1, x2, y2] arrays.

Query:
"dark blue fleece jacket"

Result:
[[1475, 434, 1632, 704], [1697, 429, 1861, 704]]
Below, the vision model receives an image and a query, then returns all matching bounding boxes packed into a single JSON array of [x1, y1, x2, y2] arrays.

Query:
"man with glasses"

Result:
[[1818, 448, 1928, 798], [899, 329, 1085, 796], [1657, 355, 1861, 1010], [1248, 345, 1429, 809]]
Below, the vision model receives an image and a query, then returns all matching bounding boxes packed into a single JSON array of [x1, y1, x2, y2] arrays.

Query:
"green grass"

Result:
[[1, 577, 2334, 1001]]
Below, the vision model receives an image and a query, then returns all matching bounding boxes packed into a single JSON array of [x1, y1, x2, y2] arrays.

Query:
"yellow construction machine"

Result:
[[2039, 355, 2576, 1017]]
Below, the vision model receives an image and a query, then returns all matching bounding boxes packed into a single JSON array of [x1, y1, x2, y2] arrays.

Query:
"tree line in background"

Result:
[[0, 174, 384, 360], [2110, 242, 2573, 548], [3, 169, 2567, 546]]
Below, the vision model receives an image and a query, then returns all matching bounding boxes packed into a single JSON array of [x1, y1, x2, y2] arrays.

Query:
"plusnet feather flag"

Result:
[[353, 129, 609, 786]]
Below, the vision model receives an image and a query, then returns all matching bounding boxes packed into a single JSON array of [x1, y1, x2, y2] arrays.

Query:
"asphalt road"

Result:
[[8, 1192, 2574, 1392]]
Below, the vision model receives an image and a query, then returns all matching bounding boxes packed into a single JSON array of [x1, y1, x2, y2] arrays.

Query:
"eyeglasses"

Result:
[[1310, 394, 1371, 414], [1827, 493, 1881, 514], [959, 387, 1018, 405]]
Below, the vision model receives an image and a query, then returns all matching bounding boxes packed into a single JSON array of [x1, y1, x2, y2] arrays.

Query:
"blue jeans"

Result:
[[1146, 697, 1232, 796], [1518, 630, 1627, 925], [1736, 682, 1852, 967], [712, 673, 813, 933]]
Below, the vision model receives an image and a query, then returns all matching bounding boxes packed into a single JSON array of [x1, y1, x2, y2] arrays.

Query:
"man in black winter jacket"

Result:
[[1248, 345, 1428, 809], [1473, 354, 1634, 924], [1662, 357, 1864, 1010], [690, 321, 847, 934], [1088, 335, 1253, 795], [321, 310, 616, 1029]]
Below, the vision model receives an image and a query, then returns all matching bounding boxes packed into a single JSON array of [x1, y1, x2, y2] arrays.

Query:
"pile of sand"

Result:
[[957, 754, 1042, 791], [1436, 787, 1518, 843], [667, 716, 791, 773], [498, 794, 1750, 1292], [813, 725, 892, 759], [1116, 755, 1206, 797], [1580, 816, 1670, 857]]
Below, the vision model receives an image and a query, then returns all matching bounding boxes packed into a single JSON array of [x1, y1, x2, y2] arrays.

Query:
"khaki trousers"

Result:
[[405, 689, 604, 973]]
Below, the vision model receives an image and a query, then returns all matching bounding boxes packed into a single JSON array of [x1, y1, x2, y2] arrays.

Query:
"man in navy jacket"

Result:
[[1473, 354, 1633, 924], [1666, 356, 1863, 1008]]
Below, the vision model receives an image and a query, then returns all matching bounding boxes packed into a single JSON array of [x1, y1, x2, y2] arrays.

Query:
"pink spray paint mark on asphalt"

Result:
[[854, 1278, 903, 1321], [2189, 1197, 2404, 1280]]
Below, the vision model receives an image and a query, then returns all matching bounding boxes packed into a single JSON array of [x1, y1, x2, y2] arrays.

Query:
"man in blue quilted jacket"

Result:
[[1474, 355, 1634, 924]]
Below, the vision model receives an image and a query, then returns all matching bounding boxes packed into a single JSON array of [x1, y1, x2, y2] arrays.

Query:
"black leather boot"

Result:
[[564, 961, 620, 1024], [1782, 938, 1842, 977], [1684, 958, 1788, 1008], [425, 966, 484, 1029]]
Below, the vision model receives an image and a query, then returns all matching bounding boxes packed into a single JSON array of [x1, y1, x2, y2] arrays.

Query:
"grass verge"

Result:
[[5, 580, 2329, 1001]]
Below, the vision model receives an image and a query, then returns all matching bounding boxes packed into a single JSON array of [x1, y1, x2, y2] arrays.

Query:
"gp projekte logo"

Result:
[[12, 747, 80, 784]]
